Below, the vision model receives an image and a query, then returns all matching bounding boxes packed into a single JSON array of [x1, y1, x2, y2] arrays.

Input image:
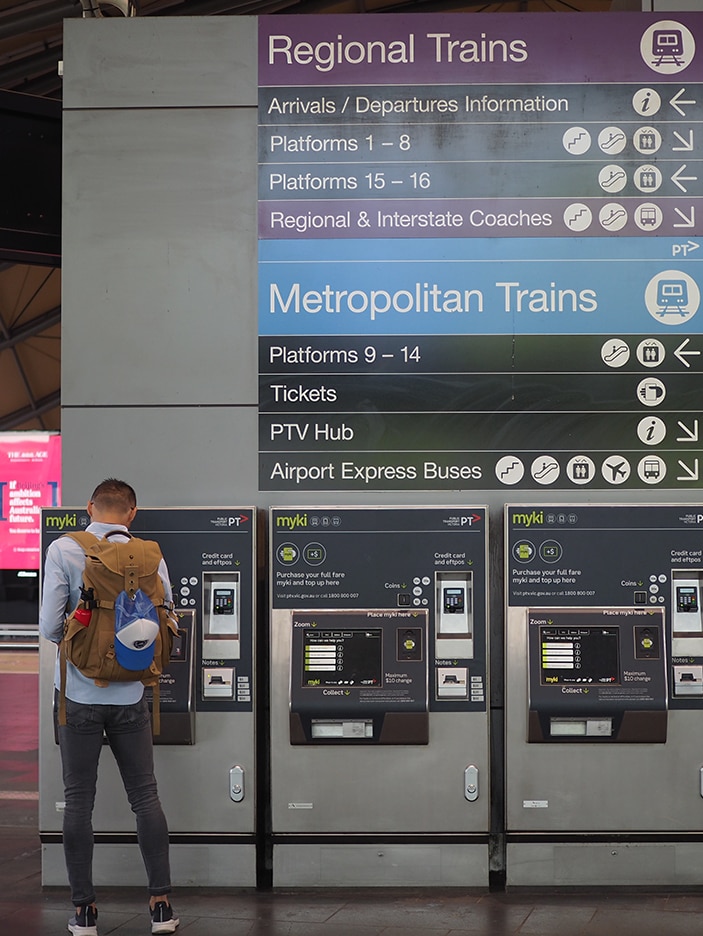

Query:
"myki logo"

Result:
[[276, 512, 308, 530], [512, 510, 544, 528], [45, 513, 78, 530]]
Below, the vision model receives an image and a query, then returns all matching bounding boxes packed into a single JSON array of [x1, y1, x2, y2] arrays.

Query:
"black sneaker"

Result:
[[68, 904, 98, 936], [150, 900, 179, 934]]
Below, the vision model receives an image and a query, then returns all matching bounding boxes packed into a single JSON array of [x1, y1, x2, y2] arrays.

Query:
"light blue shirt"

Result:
[[39, 520, 174, 705]]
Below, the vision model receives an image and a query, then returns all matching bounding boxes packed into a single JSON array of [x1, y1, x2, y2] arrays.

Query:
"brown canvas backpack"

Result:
[[58, 530, 178, 734]]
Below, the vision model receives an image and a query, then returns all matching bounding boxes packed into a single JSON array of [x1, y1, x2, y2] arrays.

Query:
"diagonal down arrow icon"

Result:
[[677, 458, 700, 481], [677, 419, 699, 442], [673, 130, 694, 151], [674, 206, 695, 228]]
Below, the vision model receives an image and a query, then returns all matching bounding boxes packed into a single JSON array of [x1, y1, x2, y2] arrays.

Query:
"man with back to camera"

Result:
[[39, 479, 179, 935]]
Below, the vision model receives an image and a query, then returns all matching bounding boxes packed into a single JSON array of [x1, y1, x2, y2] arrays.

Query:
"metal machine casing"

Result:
[[269, 505, 490, 886], [505, 504, 703, 887]]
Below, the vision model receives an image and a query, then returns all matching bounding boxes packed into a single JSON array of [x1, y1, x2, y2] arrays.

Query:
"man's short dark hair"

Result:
[[90, 478, 137, 513]]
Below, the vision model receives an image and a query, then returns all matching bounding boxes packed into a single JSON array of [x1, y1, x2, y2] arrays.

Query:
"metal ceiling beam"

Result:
[[0, 45, 62, 87], [6, 70, 62, 97], [0, 314, 39, 429], [0, 1, 81, 42], [0, 304, 60, 352], [0, 390, 60, 431]]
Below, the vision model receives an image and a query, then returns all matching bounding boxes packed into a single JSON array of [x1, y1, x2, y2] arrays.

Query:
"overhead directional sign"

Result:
[[258, 12, 703, 491]]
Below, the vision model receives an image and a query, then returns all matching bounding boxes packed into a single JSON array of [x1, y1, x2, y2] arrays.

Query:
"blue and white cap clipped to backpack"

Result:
[[114, 589, 159, 670]]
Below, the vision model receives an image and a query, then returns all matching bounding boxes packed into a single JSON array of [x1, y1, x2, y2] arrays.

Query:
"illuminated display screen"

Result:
[[303, 628, 382, 688], [540, 626, 620, 685], [1, 433, 61, 570]]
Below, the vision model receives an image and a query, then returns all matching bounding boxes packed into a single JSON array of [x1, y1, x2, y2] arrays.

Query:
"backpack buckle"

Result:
[[80, 586, 97, 609]]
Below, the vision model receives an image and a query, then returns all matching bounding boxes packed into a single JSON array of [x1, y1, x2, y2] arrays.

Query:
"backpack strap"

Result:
[[65, 529, 131, 550], [152, 681, 161, 736], [57, 532, 103, 726], [64, 530, 99, 548], [58, 638, 68, 727]]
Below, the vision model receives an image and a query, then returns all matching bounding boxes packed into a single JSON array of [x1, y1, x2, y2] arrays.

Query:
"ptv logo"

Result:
[[444, 513, 483, 528], [229, 515, 249, 526]]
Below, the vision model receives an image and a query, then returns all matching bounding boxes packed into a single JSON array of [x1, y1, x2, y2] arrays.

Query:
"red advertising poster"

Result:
[[0, 433, 61, 569]]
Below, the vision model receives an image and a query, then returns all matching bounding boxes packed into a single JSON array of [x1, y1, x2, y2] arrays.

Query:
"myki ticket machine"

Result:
[[39, 507, 257, 887], [269, 506, 489, 886], [505, 504, 703, 887]]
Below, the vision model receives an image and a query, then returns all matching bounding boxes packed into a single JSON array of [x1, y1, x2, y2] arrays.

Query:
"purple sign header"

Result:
[[259, 12, 703, 86]]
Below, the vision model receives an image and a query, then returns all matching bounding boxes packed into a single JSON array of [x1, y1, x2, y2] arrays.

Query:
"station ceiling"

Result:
[[0, 0, 630, 434]]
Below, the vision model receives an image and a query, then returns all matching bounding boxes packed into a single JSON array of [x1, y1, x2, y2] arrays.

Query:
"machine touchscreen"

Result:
[[303, 628, 383, 688], [540, 625, 620, 686]]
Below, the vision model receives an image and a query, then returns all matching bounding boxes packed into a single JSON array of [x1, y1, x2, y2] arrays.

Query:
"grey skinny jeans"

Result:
[[57, 695, 172, 906]]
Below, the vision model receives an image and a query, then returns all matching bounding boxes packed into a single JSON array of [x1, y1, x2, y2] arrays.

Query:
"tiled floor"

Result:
[[4, 651, 703, 935]]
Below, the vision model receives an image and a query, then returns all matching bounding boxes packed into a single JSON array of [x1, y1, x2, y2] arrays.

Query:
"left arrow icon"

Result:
[[674, 338, 701, 367], [672, 165, 699, 192], [671, 88, 696, 116]]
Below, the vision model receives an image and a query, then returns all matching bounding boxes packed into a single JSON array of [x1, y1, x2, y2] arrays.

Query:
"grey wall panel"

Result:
[[59, 407, 258, 507], [43, 842, 257, 888], [62, 106, 257, 407], [63, 18, 258, 109], [38, 638, 61, 830]]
